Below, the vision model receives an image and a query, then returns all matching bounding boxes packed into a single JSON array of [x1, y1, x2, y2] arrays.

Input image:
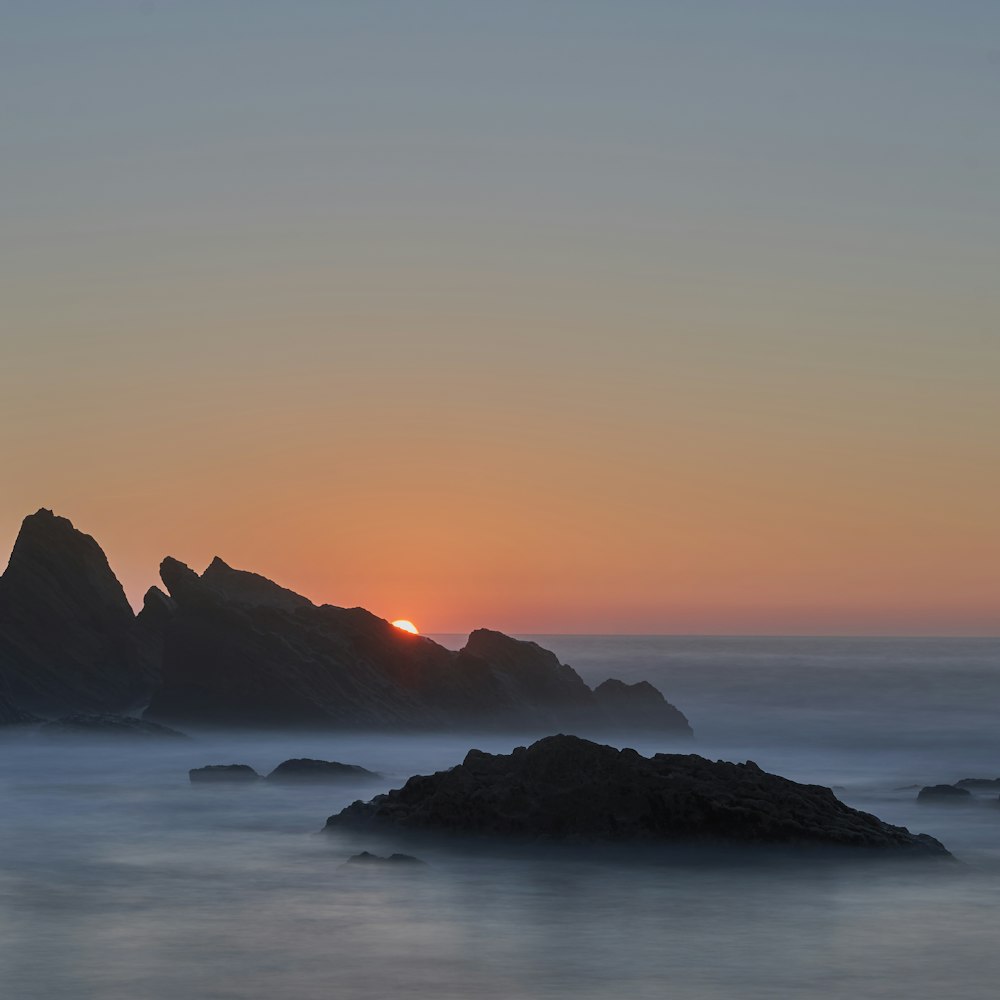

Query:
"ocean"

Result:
[[1, 636, 998, 999]]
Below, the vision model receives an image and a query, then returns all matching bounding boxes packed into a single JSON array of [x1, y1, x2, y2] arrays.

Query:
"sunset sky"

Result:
[[2, 3, 997, 634]]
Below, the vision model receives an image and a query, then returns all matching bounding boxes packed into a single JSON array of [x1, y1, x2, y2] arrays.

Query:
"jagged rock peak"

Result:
[[593, 678, 693, 735], [158, 557, 206, 606], [459, 629, 592, 704], [135, 585, 177, 631], [1, 509, 134, 627], [0, 510, 154, 714], [200, 556, 313, 611]]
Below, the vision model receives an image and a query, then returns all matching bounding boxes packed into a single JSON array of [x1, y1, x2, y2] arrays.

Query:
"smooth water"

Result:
[[2, 636, 999, 999]]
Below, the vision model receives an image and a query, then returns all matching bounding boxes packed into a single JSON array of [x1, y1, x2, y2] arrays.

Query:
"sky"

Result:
[[1, 1, 997, 634]]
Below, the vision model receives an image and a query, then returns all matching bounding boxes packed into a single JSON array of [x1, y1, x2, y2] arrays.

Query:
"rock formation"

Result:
[[266, 759, 380, 783], [0, 510, 158, 714], [327, 735, 948, 855], [917, 784, 973, 803], [145, 557, 692, 734], [592, 678, 690, 730], [189, 764, 261, 783], [0, 508, 693, 734]]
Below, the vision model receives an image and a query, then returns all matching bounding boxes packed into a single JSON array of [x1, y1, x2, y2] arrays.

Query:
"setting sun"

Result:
[[391, 619, 419, 635]]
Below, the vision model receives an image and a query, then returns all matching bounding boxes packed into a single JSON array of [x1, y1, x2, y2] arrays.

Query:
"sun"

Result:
[[391, 619, 419, 635]]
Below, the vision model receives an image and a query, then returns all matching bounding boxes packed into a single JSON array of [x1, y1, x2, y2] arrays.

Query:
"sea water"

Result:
[[1, 636, 998, 999]]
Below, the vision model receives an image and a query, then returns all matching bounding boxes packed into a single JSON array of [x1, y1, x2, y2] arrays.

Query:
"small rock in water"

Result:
[[955, 778, 1000, 791], [266, 758, 379, 783], [189, 764, 261, 783], [917, 784, 972, 803]]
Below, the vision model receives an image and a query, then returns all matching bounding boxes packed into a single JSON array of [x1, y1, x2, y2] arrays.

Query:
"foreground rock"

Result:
[[189, 764, 261, 783], [327, 735, 949, 856], [0, 510, 159, 714], [266, 759, 380, 783], [41, 714, 186, 738], [917, 784, 973, 803], [145, 557, 691, 735]]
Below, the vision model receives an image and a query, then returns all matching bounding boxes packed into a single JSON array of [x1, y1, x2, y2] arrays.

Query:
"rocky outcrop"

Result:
[[955, 777, 1000, 790], [593, 678, 692, 733], [266, 759, 380, 783], [40, 714, 186, 738], [0, 508, 693, 734], [0, 510, 157, 714], [327, 735, 948, 855], [200, 557, 313, 612], [146, 557, 692, 735], [189, 764, 261, 783], [917, 784, 972, 803]]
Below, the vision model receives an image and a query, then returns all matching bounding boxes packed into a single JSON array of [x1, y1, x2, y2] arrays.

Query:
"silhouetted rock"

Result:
[[917, 784, 973, 803], [327, 735, 948, 855], [189, 764, 261, 783], [955, 778, 1000, 791], [266, 758, 380, 783], [0, 510, 157, 714], [201, 557, 314, 612], [41, 714, 186, 738], [0, 508, 693, 732], [146, 559, 691, 735], [344, 851, 425, 866], [135, 586, 176, 632], [593, 678, 692, 734]]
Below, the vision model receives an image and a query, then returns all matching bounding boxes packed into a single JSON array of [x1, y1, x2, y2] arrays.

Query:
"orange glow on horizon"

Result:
[[391, 619, 419, 634]]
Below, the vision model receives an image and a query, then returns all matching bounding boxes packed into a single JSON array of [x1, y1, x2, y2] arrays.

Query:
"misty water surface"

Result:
[[2, 637, 999, 1000]]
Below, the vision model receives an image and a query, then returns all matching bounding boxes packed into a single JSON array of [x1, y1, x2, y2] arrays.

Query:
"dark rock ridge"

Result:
[[327, 735, 948, 855], [266, 759, 380, 783], [0, 508, 692, 733], [189, 764, 261, 783], [955, 778, 1000, 790], [917, 784, 973, 803], [41, 714, 186, 738], [145, 557, 692, 734], [0, 510, 158, 714]]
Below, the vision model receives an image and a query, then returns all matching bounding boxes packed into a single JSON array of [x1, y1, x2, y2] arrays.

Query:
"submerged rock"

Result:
[[327, 735, 949, 856], [41, 714, 186, 738], [917, 784, 973, 803], [344, 851, 425, 866], [266, 758, 380, 783], [189, 764, 261, 783]]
